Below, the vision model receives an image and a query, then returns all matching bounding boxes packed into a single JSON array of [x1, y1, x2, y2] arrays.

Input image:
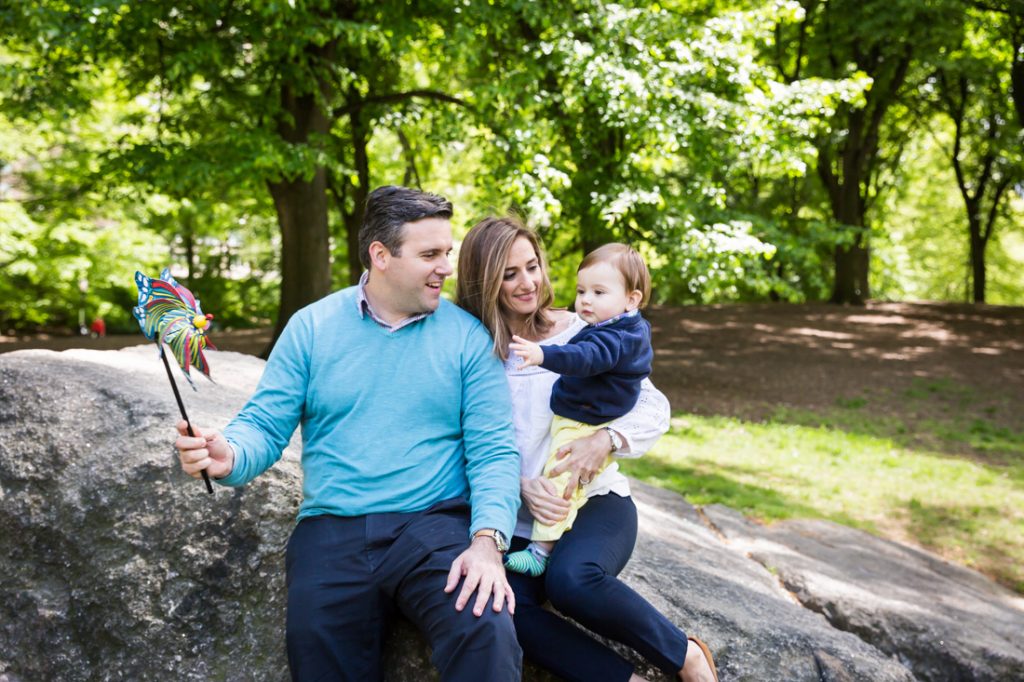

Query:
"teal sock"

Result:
[[504, 543, 550, 577]]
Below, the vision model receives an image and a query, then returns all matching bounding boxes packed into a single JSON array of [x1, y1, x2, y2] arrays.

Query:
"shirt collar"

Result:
[[591, 309, 640, 328], [356, 271, 433, 332]]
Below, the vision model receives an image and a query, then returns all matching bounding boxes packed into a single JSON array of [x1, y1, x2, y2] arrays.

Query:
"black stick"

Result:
[[157, 341, 214, 494]]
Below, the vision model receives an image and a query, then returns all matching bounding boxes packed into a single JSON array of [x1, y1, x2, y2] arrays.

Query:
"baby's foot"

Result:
[[504, 546, 549, 577]]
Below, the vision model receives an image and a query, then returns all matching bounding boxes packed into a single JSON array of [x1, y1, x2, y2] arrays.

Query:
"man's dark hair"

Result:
[[359, 186, 453, 269]]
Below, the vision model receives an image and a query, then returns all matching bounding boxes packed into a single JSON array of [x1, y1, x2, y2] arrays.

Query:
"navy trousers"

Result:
[[507, 493, 689, 682], [284, 497, 522, 682]]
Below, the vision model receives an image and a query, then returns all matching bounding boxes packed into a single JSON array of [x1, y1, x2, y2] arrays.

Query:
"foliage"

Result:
[[876, 120, 1024, 305], [464, 0, 868, 303], [926, 2, 1024, 302], [0, 56, 282, 332], [0, 200, 165, 332], [0, 0, 1022, 335]]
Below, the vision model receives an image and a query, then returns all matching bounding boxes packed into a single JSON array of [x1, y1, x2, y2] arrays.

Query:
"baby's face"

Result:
[[575, 261, 640, 324]]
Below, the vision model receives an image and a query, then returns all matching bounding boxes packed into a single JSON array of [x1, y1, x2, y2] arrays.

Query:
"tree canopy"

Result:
[[1, 0, 1022, 341]]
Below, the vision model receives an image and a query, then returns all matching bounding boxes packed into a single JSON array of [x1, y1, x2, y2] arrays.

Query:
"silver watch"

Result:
[[604, 427, 624, 453], [473, 529, 509, 553]]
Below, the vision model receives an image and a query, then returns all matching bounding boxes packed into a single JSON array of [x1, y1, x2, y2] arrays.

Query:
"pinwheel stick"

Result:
[[157, 340, 214, 494]]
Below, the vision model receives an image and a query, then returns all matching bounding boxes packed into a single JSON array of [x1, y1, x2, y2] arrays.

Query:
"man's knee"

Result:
[[444, 607, 519, 652], [432, 608, 521, 680]]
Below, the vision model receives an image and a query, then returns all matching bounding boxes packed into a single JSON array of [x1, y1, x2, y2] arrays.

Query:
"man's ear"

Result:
[[626, 290, 643, 311], [368, 241, 390, 271]]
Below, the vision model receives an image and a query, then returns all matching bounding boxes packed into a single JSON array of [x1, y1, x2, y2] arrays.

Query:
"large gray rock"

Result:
[[0, 347, 299, 681], [704, 505, 1024, 682], [0, 347, 1018, 680], [622, 484, 914, 682]]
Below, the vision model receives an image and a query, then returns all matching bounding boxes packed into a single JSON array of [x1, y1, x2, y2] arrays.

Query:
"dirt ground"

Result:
[[3, 302, 1022, 446], [647, 302, 1024, 429]]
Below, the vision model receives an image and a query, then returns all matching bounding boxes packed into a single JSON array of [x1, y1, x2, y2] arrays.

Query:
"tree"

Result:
[[774, 0, 962, 304], [467, 0, 863, 303], [934, 37, 1022, 302], [923, 2, 1024, 303], [0, 1, 470, 349]]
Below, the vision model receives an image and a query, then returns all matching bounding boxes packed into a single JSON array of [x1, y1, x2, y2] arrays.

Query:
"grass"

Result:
[[769, 378, 1024, 464], [621, 407, 1024, 594]]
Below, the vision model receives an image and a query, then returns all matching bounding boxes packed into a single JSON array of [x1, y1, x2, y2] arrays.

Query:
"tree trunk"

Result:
[[580, 219, 614, 257], [1011, 38, 1024, 127], [265, 71, 334, 355], [182, 212, 195, 285], [970, 219, 986, 303], [820, 125, 870, 305], [267, 172, 331, 345], [831, 245, 869, 304], [816, 36, 911, 305], [346, 100, 370, 285]]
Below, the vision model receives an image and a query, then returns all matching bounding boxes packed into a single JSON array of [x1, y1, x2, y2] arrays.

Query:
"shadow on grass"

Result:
[[622, 425, 1024, 594], [620, 456, 864, 530], [767, 379, 1024, 469], [905, 498, 1024, 593]]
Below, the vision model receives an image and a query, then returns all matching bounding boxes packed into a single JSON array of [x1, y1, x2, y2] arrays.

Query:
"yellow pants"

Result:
[[531, 416, 613, 542]]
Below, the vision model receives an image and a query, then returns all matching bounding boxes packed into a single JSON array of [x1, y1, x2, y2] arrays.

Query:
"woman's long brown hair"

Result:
[[456, 216, 554, 359]]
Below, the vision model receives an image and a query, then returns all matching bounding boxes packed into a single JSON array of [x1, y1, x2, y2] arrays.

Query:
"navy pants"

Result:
[[285, 497, 522, 682], [507, 493, 689, 681]]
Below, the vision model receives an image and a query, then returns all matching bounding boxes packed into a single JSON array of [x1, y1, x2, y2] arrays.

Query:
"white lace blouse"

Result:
[[504, 313, 671, 538]]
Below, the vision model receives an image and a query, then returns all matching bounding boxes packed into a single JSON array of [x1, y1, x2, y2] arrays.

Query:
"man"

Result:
[[175, 186, 522, 681]]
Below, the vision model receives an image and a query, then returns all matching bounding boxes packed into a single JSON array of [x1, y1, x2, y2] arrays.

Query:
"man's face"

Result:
[[381, 217, 454, 316]]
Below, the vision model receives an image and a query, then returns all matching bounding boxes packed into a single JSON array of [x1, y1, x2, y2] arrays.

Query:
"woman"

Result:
[[456, 216, 718, 682]]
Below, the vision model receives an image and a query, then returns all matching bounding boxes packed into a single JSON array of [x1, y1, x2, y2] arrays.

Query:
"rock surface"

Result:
[[1, 347, 1021, 681], [704, 505, 1024, 682]]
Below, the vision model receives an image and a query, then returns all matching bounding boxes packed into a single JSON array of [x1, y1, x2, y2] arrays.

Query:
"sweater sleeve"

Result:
[[539, 328, 623, 377], [218, 311, 312, 487], [460, 325, 522, 541]]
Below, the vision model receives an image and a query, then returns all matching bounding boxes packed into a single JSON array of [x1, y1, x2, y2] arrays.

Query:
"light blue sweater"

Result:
[[219, 287, 521, 541]]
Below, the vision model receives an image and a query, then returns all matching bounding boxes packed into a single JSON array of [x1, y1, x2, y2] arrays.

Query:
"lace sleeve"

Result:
[[608, 378, 670, 459]]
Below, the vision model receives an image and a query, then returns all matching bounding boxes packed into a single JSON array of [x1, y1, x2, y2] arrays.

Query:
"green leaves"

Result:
[[1, 0, 1021, 333]]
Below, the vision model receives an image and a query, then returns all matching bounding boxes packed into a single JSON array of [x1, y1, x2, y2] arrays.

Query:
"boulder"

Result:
[[703, 505, 1024, 682], [1, 347, 1020, 681], [0, 347, 298, 682]]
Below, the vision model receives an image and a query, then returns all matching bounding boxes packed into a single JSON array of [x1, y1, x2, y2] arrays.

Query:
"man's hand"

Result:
[[175, 421, 235, 480], [444, 536, 515, 617], [549, 428, 615, 499], [509, 335, 544, 368], [520, 476, 571, 525]]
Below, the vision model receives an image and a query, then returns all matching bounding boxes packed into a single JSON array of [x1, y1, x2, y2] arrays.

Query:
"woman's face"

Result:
[[500, 237, 544, 318]]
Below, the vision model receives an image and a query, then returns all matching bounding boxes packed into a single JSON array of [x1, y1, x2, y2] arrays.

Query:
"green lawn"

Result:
[[621, 408, 1024, 593]]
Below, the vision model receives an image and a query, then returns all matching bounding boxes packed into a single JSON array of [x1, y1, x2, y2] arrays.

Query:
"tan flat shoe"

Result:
[[687, 637, 719, 682]]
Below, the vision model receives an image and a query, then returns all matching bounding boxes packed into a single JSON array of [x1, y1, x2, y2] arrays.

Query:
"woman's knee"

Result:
[[545, 559, 606, 614]]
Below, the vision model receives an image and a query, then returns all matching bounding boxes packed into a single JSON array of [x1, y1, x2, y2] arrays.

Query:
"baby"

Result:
[[506, 243, 652, 576]]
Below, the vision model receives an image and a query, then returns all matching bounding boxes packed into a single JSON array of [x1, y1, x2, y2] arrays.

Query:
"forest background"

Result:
[[1, 0, 1022, 343], [3, 0, 1024, 597]]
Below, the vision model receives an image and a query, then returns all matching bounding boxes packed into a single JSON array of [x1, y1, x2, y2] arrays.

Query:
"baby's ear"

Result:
[[627, 290, 643, 310]]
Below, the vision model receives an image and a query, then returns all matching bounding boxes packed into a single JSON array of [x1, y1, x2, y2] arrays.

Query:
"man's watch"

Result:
[[605, 427, 624, 453], [473, 529, 509, 553]]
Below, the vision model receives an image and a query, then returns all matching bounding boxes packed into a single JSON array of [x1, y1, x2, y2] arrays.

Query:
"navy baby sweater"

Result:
[[540, 312, 653, 425]]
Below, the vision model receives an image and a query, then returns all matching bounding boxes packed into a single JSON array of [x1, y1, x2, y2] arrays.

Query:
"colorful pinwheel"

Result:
[[133, 268, 216, 494], [133, 268, 216, 389]]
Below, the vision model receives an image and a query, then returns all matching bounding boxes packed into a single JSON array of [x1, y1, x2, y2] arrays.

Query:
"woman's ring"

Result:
[[580, 476, 592, 486]]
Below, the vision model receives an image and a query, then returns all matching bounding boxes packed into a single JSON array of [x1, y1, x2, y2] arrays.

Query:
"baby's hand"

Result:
[[510, 335, 544, 368]]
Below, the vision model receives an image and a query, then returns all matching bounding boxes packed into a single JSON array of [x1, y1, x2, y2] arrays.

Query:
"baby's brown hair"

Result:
[[578, 243, 651, 308]]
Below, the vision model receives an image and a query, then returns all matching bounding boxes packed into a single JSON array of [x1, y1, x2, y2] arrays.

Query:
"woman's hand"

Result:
[[548, 429, 615, 500], [521, 476, 571, 525]]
